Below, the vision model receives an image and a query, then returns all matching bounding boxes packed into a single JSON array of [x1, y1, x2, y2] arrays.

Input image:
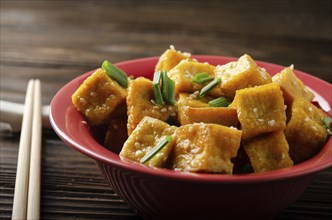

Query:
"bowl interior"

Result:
[[50, 55, 332, 183]]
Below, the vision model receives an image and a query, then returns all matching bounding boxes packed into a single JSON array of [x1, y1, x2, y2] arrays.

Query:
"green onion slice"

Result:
[[128, 75, 135, 80], [153, 71, 164, 105], [162, 71, 176, 105], [192, 72, 214, 84], [322, 117, 332, 135], [199, 78, 221, 97], [102, 60, 128, 88], [208, 96, 230, 107], [140, 136, 172, 164]]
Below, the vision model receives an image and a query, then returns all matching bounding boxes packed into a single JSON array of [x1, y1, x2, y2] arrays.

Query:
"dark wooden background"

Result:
[[1, 0, 331, 219]]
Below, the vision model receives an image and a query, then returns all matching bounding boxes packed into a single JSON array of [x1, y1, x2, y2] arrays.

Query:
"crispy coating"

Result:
[[155, 47, 191, 72], [120, 116, 177, 168], [168, 59, 222, 97], [285, 98, 329, 163], [231, 83, 286, 141], [173, 123, 242, 174], [176, 93, 238, 126], [72, 68, 127, 125], [126, 77, 175, 135], [244, 131, 293, 173], [215, 54, 272, 98], [272, 67, 314, 105]]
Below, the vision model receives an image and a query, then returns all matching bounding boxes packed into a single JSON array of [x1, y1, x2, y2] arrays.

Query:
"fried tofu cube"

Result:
[[104, 116, 128, 154], [272, 66, 315, 105], [177, 93, 238, 126], [126, 77, 175, 135], [285, 98, 329, 163], [120, 116, 177, 168], [215, 54, 272, 98], [155, 46, 191, 71], [72, 68, 127, 125], [231, 83, 286, 141], [173, 123, 242, 174], [167, 59, 222, 97], [244, 131, 293, 173]]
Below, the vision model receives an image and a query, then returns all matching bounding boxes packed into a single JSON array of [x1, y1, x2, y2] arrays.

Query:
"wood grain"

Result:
[[1, 0, 331, 219]]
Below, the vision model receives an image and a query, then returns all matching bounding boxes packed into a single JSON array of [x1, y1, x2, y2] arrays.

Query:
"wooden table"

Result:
[[1, 1, 331, 219]]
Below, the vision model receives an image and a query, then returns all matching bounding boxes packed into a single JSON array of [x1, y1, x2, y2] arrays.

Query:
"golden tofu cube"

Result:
[[126, 77, 175, 135], [175, 94, 236, 126], [155, 46, 191, 71], [173, 123, 242, 174], [244, 131, 293, 173], [272, 66, 314, 105], [120, 116, 177, 168], [167, 59, 222, 97], [72, 68, 127, 125], [104, 116, 128, 154], [285, 98, 329, 163], [215, 54, 272, 98], [231, 83, 286, 141], [176, 93, 238, 126]]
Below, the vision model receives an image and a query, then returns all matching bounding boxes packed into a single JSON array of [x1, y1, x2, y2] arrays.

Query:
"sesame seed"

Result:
[[268, 119, 276, 126], [170, 45, 175, 50], [161, 108, 167, 112], [284, 105, 287, 110], [258, 118, 264, 122], [305, 117, 310, 122], [150, 99, 157, 105], [135, 150, 142, 156], [79, 97, 87, 105], [90, 92, 97, 97], [168, 106, 173, 111], [253, 108, 258, 113], [259, 69, 267, 79], [134, 142, 140, 148], [290, 64, 294, 70], [281, 153, 285, 160], [312, 126, 317, 131], [309, 107, 313, 112]]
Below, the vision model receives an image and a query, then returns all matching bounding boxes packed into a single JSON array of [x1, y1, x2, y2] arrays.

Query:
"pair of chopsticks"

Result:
[[12, 79, 42, 220]]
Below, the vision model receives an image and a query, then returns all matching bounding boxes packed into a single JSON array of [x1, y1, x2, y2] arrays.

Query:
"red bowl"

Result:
[[50, 56, 332, 220]]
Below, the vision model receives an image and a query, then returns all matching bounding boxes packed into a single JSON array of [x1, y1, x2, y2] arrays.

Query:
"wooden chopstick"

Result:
[[27, 79, 42, 219], [12, 79, 42, 220]]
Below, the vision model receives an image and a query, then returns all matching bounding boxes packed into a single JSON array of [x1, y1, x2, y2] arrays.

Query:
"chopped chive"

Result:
[[102, 60, 128, 88], [162, 71, 176, 105], [208, 96, 230, 107], [140, 136, 172, 164], [153, 71, 164, 105], [199, 78, 221, 97], [128, 75, 135, 80], [322, 117, 332, 135], [192, 72, 214, 84]]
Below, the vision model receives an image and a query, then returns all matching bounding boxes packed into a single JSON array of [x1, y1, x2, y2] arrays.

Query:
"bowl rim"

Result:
[[50, 55, 332, 184]]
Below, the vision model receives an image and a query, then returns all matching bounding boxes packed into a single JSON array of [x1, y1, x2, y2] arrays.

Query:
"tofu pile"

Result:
[[72, 46, 330, 174]]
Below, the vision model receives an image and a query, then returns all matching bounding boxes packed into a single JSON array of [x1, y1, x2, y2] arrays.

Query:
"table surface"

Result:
[[1, 1, 331, 219]]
